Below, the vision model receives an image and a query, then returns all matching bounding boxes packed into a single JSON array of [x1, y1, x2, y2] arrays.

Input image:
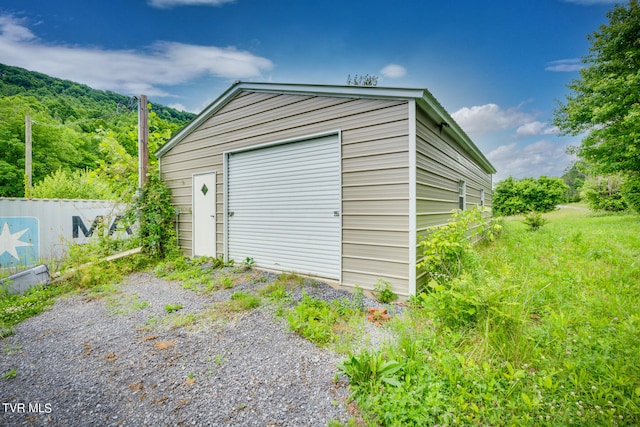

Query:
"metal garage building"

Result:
[[156, 82, 496, 297]]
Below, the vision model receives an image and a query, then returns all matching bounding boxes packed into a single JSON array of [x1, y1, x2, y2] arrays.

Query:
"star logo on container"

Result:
[[0, 217, 39, 268]]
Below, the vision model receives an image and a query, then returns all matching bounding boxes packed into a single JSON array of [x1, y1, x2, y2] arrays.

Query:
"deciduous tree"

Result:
[[554, 1, 640, 175]]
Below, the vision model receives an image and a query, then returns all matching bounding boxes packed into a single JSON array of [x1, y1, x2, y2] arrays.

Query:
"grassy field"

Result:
[[340, 207, 640, 426], [2, 207, 639, 425]]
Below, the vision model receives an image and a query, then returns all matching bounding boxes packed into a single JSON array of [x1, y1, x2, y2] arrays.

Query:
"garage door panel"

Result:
[[227, 134, 341, 279], [230, 173, 340, 189], [230, 190, 339, 201]]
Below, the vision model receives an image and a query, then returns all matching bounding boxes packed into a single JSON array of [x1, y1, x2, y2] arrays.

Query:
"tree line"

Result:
[[495, 1, 640, 215], [0, 63, 194, 200]]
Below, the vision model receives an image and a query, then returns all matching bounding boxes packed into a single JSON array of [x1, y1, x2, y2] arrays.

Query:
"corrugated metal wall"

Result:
[[0, 198, 129, 269]]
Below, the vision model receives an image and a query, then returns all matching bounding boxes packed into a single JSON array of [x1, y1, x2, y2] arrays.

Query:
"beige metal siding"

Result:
[[160, 92, 411, 294], [414, 107, 493, 291]]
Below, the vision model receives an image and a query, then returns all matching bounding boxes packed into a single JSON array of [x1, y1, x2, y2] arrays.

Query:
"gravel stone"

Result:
[[0, 271, 394, 426]]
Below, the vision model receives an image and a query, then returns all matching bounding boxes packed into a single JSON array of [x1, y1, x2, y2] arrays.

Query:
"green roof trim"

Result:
[[155, 81, 496, 174]]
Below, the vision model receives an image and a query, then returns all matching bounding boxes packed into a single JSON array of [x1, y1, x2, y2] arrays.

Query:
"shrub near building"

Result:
[[493, 176, 568, 216]]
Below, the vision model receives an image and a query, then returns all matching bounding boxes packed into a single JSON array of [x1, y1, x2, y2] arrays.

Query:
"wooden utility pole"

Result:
[[25, 115, 32, 197], [138, 95, 149, 188]]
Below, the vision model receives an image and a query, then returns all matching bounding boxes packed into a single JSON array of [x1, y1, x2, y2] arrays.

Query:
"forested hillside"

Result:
[[0, 63, 195, 198]]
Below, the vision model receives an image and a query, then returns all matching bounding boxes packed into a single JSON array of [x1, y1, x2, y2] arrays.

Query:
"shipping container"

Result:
[[0, 198, 132, 270]]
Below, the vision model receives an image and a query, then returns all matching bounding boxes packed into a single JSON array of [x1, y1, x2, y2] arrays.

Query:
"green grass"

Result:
[[104, 294, 149, 315], [153, 256, 268, 294], [228, 291, 262, 311], [153, 256, 225, 292], [0, 254, 149, 334], [164, 303, 183, 313], [2, 368, 17, 380], [339, 208, 640, 426], [286, 292, 366, 351], [0, 282, 71, 336]]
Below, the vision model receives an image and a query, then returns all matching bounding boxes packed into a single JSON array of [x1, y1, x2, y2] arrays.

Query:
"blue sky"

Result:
[[0, 0, 620, 181]]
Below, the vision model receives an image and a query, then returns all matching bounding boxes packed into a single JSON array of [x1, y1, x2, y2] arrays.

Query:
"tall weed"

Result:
[[417, 206, 499, 286], [341, 208, 640, 426]]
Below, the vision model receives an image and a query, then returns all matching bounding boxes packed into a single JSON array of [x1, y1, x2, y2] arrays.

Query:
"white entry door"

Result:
[[193, 172, 216, 257]]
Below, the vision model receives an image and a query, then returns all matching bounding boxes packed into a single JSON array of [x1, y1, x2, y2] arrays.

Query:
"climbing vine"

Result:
[[130, 174, 179, 259]]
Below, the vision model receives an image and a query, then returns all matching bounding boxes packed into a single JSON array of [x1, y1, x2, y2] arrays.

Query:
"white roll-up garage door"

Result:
[[227, 133, 341, 279]]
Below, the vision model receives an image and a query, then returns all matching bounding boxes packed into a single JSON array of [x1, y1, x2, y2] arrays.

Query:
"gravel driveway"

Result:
[[0, 271, 361, 426]]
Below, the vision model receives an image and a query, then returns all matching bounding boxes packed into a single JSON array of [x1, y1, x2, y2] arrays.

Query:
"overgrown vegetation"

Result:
[[0, 63, 194, 198], [164, 303, 183, 314], [288, 293, 346, 345], [0, 282, 70, 337], [417, 206, 500, 286], [30, 168, 115, 200], [582, 174, 628, 212], [493, 176, 568, 216], [229, 292, 261, 311], [131, 174, 179, 259], [373, 280, 397, 304], [553, 1, 640, 216], [338, 208, 640, 426], [622, 174, 640, 214], [522, 211, 547, 231], [0, 184, 168, 332], [153, 256, 269, 294], [0, 248, 150, 336]]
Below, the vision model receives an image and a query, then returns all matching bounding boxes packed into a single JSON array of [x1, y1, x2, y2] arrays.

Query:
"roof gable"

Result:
[[156, 81, 496, 174]]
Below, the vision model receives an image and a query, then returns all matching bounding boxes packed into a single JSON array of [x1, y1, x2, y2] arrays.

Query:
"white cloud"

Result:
[[451, 103, 536, 138], [515, 121, 559, 138], [0, 14, 273, 96], [545, 58, 583, 72], [488, 140, 573, 181], [380, 64, 406, 79], [148, 0, 235, 8], [168, 103, 188, 112], [0, 15, 35, 42]]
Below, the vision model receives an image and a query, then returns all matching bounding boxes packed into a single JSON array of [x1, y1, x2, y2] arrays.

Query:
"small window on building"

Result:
[[458, 180, 466, 210], [480, 189, 485, 207]]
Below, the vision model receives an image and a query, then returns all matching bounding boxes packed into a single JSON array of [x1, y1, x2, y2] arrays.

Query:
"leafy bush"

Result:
[[414, 275, 485, 329], [31, 168, 115, 200], [621, 173, 640, 214], [417, 206, 497, 286], [582, 174, 628, 212], [493, 176, 568, 216]]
